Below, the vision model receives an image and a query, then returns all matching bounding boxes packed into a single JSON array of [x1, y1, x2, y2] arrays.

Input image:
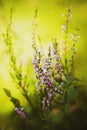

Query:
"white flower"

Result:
[[70, 34, 75, 40], [61, 25, 66, 29]]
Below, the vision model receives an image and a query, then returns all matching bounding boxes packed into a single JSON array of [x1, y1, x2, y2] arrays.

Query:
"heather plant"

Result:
[[3, 9, 33, 119], [32, 7, 80, 112], [3, 6, 82, 130]]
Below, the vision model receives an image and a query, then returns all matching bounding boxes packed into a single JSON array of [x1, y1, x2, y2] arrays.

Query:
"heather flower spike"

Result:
[[15, 107, 29, 120]]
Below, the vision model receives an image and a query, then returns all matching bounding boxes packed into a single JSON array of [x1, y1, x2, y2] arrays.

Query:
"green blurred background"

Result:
[[0, 0, 87, 129]]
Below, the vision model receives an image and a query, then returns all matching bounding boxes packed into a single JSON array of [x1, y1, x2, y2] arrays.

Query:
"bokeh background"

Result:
[[0, 0, 87, 129]]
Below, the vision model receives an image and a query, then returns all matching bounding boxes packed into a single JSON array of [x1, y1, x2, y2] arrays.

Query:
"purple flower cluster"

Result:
[[15, 107, 27, 120], [52, 41, 64, 81], [32, 40, 64, 110]]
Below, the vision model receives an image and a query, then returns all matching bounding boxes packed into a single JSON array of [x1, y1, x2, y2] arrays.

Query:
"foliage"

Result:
[[3, 9, 33, 108], [2, 6, 82, 130]]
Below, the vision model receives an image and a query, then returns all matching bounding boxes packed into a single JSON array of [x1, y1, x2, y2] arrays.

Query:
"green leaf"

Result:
[[10, 97, 20, 107], [66, 86, 76, 103], [3, 88, 11, 97]]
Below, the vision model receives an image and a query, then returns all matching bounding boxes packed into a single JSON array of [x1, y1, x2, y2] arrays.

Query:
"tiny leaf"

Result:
[[10, 97, 20, 107], [3, 88, 11, 97], [66, 86, 76, 103]]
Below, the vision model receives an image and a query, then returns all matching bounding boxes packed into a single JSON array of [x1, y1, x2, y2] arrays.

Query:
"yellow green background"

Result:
[[0, 0, 87, 114]]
